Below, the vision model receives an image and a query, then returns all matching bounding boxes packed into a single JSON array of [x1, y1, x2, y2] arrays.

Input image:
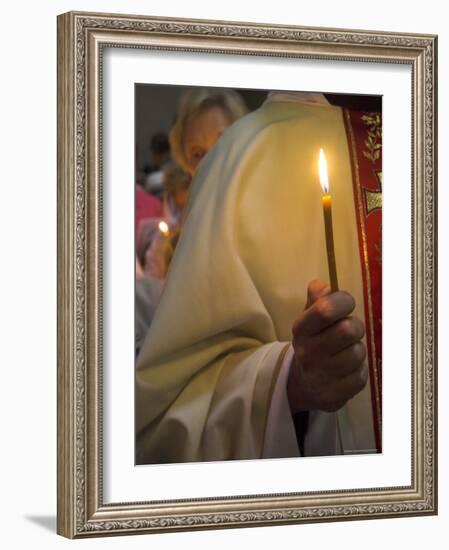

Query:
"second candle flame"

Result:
[[158, 221, 170, 237]]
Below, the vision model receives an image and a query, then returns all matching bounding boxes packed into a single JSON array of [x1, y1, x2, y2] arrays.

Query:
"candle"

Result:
[[158, 221, 174, 262], [158, 221, 170, 238], [318, 148, 345, 454], [319, 149, 339, 292]]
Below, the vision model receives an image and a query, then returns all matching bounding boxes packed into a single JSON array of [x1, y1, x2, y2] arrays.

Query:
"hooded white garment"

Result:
[[136, 94, 376, 464]]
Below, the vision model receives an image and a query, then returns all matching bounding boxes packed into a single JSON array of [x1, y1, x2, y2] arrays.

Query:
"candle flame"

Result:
[[319, 148, 330, 194], [158, 221, 170, 237]]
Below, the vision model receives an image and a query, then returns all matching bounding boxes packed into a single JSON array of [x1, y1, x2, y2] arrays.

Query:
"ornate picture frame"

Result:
[[57, 11, 437, 538]]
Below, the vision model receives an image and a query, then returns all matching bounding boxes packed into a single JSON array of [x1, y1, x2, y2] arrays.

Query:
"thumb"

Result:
[[306, 279, 331, 309]]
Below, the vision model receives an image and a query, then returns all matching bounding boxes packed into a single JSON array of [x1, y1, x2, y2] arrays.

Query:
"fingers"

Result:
[[295, 337, 367, 387], [288, 348, 369, 414], [310, 316, 365, 357], [318, 361, 369, 412], [289, 283, 368, 415], [306, 279, 331, 308], [293, 290, 356, 338], [325, 341, 367, 378]]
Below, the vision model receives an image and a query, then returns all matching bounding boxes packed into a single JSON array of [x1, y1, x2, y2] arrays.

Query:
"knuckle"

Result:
[[291, 318, 304, 342], [295, 345, 318, 376], [308, 279, 325, 298], [355, 364, 369, 391], [319, 388, 346, 412], [322, 397, 345, 413], [340, 318, 356, 340], [303, 353, 319, 375], [340, 291, 356, 313], [291, 316, 302, 335], [340, 318, 364, 342], [315, 299, 334, 323], [361, 363, 369, 386], [295, 345, 307, 366], [352, 342, 367, 363], [359, 342, 368, 362], [354, 317, 366, 338]]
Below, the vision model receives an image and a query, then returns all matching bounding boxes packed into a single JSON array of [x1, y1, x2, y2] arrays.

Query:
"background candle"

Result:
[[158, 220, 170, 237]]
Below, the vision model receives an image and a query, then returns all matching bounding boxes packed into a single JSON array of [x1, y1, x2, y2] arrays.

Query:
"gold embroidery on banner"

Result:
[[344, 110, 382, 439], [364, 139, 383, 217], [365, 187, 383, 214], [361, 113, 382, 163]]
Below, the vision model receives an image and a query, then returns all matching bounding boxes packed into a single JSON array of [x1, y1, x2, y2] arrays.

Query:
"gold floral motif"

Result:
[[362, 113, 382, 163], [364, 169, 382, 216], [365, 188, 382, 214]]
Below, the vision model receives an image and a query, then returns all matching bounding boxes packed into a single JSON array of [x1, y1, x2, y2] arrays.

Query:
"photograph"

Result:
[[134, 84, 383, 465]]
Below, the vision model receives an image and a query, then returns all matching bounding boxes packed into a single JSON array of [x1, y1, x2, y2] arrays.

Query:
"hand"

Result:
[[288, 280, 369, 414]]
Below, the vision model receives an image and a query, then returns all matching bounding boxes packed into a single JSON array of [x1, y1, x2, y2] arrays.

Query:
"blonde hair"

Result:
[[169, 88, 248, 173]]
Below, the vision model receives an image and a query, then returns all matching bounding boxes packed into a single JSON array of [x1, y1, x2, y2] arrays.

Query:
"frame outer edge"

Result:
[[428, 36, 437, 514], [86, 25, 102, 521], [56, 10, 438, 537], [57, 11, 76, 539]]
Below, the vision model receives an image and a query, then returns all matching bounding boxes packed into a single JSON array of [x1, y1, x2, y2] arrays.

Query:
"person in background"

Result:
[[135, 183, 163, 237], [135, 88, 249, 357], [135, 218, 170, 357], [161, 162, 192, 225], [135, 141, 163, 234], [136, 218, 171, 281], [169, 87, 248, 177], [138, 87, 249, 277], [144, 132, 171, 197]]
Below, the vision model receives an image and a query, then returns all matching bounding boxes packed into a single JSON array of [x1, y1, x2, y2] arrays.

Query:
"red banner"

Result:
[[343, 109, 382, 452]]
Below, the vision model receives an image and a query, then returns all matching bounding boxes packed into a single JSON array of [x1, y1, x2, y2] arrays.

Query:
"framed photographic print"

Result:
[[57, 11, 437, 538]]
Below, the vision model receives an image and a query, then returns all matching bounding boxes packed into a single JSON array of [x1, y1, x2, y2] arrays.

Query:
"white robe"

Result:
[[136, 96, 376, 464]]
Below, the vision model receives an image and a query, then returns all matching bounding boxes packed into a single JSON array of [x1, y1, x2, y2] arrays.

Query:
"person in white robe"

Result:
[[135, 91, 377, 464]]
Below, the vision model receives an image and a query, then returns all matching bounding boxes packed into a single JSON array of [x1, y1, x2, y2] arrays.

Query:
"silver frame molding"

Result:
[[57, 11, 438, 538]]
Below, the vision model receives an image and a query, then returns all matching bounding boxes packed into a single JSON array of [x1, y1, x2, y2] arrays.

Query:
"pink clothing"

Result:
[[136, 187, 162, 236]]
